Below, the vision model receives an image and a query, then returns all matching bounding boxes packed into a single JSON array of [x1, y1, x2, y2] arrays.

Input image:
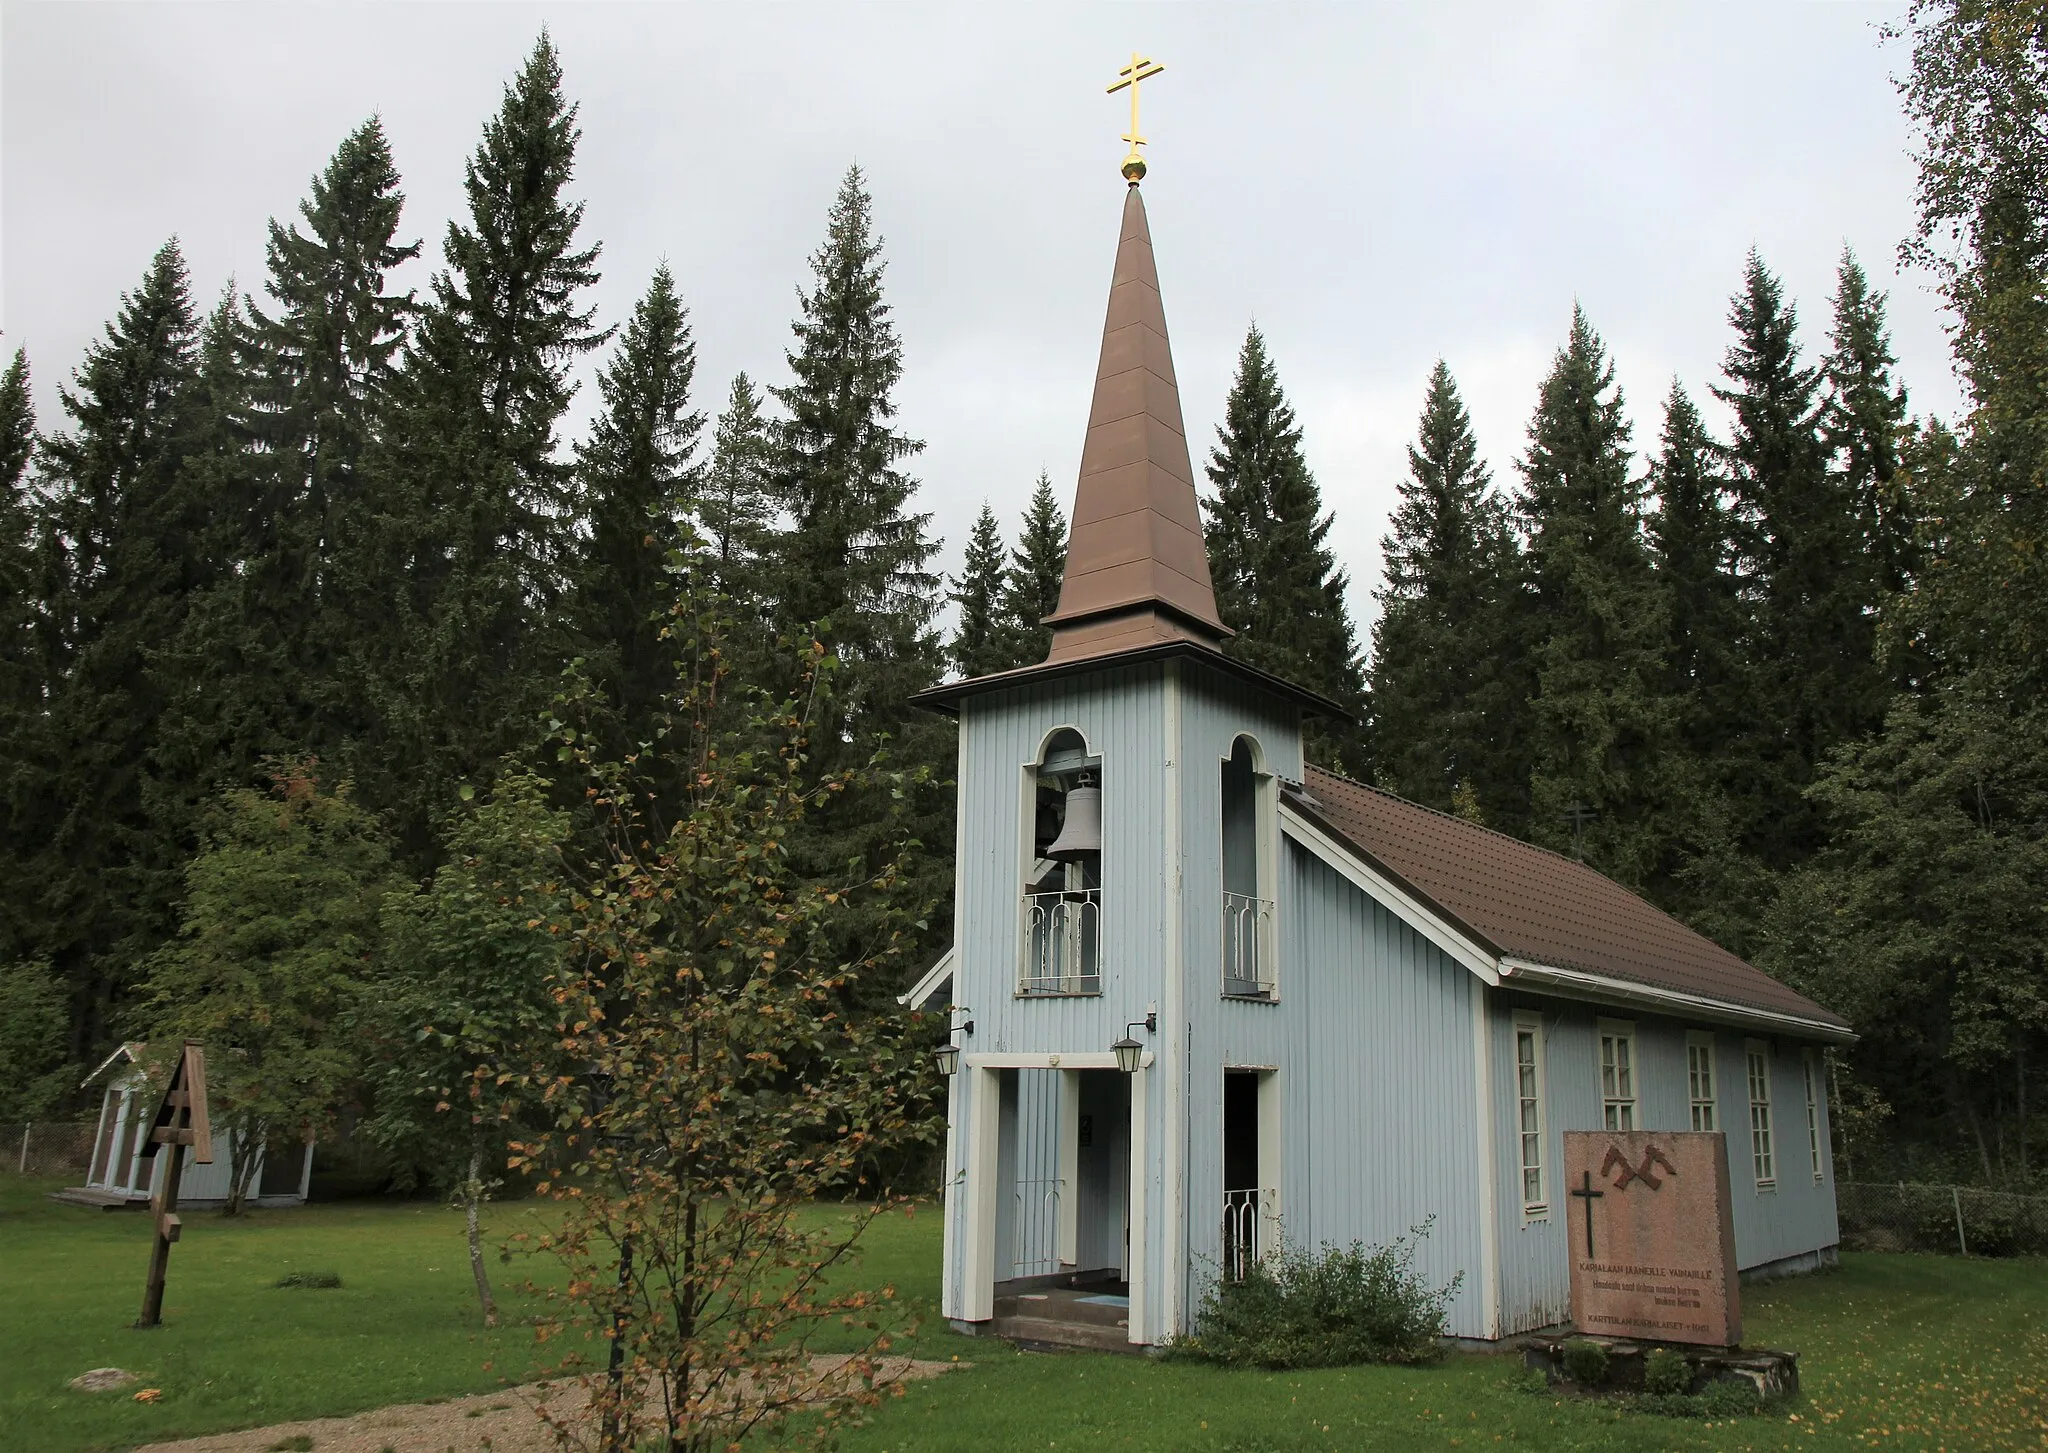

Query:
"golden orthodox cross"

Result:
[[1106, 51, 1166, 180]]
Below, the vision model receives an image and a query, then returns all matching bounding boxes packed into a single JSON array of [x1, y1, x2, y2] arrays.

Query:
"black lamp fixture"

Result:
[[1112, 1012, 1157, 1074], [934, 1008, 974, 1077]]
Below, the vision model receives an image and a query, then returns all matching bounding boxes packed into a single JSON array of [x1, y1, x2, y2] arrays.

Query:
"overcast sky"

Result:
[[2, 2, 1961, 633]]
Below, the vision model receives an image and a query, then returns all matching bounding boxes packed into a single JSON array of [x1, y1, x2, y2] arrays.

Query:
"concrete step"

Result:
[[991, 1315, 1138, 1354], [995, 1294, 1130, 1329]]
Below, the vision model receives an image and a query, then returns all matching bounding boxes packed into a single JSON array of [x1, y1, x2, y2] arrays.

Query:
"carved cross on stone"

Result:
[[1570, 1169, 1604, 1258]]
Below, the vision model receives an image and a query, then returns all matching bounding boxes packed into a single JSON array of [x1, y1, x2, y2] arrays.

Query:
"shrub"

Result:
[[1637, 1377, 1769, 1419], [1561, 1338, 1610, 1387], [274, 1270, 343, 1289], [1643, 1347, 1692, 1396], [1169, 1219, 1462, 1369]]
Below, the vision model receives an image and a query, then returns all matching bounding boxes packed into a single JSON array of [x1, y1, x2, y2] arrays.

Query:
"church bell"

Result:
[[1044, 775, 1102, 861]]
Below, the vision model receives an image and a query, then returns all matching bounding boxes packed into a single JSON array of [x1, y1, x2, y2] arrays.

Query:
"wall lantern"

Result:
[[1112, 1013, 1158, 1074], [934, 1008, 974, 1077]]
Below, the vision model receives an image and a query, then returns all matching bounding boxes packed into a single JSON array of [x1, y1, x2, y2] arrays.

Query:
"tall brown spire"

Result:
[[1042, 183, 1230, 664]]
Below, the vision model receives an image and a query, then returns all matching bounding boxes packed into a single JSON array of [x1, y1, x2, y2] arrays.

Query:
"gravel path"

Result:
[[135, 1356, 959, 1453]]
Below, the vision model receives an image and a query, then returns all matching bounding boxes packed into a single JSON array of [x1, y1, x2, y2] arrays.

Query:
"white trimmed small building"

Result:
[[65, 1043, 313, 1209]]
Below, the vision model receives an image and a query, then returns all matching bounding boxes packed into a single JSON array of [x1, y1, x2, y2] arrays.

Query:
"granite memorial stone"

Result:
[[1563, 1129, 1741, 1347]]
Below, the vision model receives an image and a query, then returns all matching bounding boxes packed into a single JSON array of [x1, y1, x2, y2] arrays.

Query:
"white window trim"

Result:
[[1686, 1030, 1719, 1134], [1803, 1049, 1825, 1183], [1745, 1038, 1777, 1190], [1597, 1017, 1638, 1131], [1514, 1011, 1549, 1221]]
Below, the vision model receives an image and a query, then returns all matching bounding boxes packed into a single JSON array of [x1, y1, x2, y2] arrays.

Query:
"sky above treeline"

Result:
[[2, 3, 1963, 631]]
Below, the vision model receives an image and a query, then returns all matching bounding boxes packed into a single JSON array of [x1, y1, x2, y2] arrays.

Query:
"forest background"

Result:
[[1, 1, 2043, 1197]]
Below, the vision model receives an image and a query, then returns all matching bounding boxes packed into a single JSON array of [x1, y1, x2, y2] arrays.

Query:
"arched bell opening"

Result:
[[1021, 728, 1102, 994]]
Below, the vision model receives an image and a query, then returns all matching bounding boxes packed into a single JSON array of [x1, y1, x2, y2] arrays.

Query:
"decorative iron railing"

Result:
[[1222, 1187, 1268, 1282], [1222, 891, 1276, 998], [1021, 888, 1101, 994]]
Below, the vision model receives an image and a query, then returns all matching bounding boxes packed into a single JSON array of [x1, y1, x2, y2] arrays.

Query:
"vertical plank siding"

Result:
[[1266, 843, 1493, 1338], [938, 656, 1840, 1341], [1489, 1000, 1842, 1335], [943, 665, 1174, 1327]]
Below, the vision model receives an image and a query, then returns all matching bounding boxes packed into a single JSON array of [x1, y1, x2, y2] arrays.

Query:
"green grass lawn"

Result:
[[4, 1173, 2043, 1453]]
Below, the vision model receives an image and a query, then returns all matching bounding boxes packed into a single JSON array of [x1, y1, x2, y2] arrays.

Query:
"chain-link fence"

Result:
[[3, 1121, 99, 1179], [1838, 1181, 2048, 1257]]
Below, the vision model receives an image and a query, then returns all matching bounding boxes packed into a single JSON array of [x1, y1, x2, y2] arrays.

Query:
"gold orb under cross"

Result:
[[1107, 52, 1165, 182]]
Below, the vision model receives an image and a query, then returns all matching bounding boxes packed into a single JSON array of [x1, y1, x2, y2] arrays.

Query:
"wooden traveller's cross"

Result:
[[135, 1040, 212, 1329]]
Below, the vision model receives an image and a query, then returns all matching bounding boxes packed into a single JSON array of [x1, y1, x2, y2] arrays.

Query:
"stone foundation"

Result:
[[1740, 1243, 1839, 1283]]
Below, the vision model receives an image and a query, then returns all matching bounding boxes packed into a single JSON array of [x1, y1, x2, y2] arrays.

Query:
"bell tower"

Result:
[[915, 87, 1346, 1348]]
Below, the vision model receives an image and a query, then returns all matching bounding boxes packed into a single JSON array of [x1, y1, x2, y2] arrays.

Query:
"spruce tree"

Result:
[[760, 165, 948, 1006], [1000, 470, 1067, 668], [372, 33, 608, 857], [35, 241, 204, 1052], [699, 372, 773, 607], [0, 345, 34, 711], [1714, 252, 1881, 866], [948, 503, 1009, 678], [148, 287, 271, 841], [1518, 307, 1679, 889], [1370, 360, 1530, 829], [242, 117, 419, 759], [1202, 325, 1368, 762], [1647, 381, 1741, 755], [1824, 249, 1916, 604], [563, 264, 703, 756], [0, 345, 41, 967], [763, 163, 942, 740]]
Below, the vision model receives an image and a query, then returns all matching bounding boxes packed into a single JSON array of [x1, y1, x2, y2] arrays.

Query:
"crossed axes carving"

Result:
[[1601, 1144, 1679, 1190]]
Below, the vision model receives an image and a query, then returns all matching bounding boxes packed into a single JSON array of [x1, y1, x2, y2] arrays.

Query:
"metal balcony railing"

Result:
[[1020, 888, 1101, 995], [1222, 1187, 1269, 1282], [1222, 891, 1275, 998]]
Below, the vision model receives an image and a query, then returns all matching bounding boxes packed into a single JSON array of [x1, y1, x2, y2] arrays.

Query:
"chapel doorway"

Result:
[[1222, 1069, 1272, 1280], [1072, 1069, 1131, 1289]]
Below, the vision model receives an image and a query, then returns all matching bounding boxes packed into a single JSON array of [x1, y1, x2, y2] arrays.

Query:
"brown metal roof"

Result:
[[1288, 767, 1851, 1034], [1043, 182, 1231, 664]]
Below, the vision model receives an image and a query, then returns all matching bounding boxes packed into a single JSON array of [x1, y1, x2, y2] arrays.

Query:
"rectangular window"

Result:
[[1598, 1020, 1637, 1130], [1515, 1013, 1547, 1219], [1746, 1041, 1776, 1188], [1804, 1051, 1825, 1182], [1687, 1032, 1718, 1132]]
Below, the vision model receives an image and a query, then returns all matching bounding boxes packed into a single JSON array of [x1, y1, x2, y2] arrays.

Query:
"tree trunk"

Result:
[[463, 1148, 497, 1327], [1961, 1090, 1995, 1186], [225, 1121, 265, 1216]]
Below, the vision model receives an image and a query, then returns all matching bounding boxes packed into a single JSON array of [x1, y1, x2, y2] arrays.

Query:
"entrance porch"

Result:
[[949, 1058, 1150, 1349]]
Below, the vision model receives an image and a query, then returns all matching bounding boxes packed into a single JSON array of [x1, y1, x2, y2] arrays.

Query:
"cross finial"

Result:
[[1106, 51, 1166, 183]]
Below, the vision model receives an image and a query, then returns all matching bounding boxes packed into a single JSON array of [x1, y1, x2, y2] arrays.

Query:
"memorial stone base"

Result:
[[1520, 1335, 1802, 1401]]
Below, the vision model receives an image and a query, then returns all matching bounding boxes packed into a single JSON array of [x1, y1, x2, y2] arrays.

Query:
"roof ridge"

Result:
[[1300, 763, 1601, 875]]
